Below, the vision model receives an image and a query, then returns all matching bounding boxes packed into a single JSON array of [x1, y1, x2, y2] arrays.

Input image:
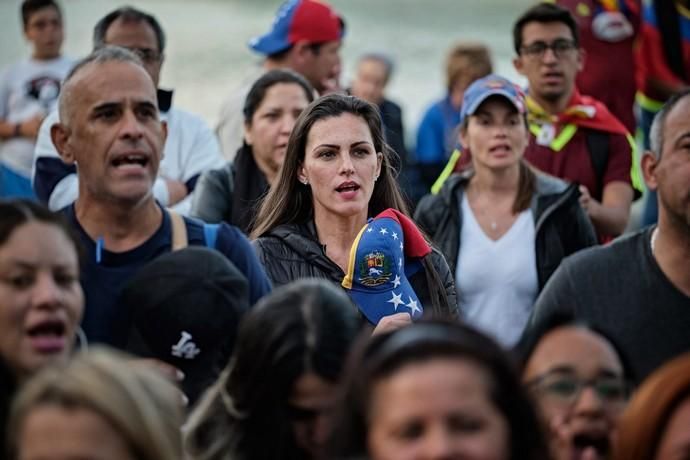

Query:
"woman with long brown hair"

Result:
[[251, 94, 456, 329], [415, 75, 596, 346]]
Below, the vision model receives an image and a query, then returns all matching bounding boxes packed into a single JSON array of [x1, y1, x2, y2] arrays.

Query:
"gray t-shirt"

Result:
[[526, 227, 690, 383]]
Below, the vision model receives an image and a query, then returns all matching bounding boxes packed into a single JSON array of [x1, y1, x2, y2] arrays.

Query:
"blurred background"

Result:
[[0, 0, 533, 144]]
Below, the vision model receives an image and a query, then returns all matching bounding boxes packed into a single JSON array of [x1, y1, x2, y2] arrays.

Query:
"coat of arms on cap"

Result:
[[358, 251, 392, 286]]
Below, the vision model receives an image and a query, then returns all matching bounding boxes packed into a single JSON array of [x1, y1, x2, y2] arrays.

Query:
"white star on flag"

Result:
[[398, 258, 402, 269], [379, 227, 388, 235], [367, 227, 373, 233], [392, 275, 401, 288], [387, 291, 404, 310], [399, 242, 403, 251], [392, 232, 398, 240], [406, 297, 422, 315]]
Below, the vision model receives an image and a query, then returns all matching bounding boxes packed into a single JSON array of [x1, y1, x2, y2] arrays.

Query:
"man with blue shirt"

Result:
[[50, 46, 271, 345]]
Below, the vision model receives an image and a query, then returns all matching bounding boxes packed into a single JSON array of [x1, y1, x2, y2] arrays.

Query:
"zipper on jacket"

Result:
[[534, 184, 578, 235]]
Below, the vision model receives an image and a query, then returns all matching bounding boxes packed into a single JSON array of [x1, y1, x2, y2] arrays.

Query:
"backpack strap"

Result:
[[168, 210, 188, 251], [584, 130, 609, 198], [203, 223, 220, 249]]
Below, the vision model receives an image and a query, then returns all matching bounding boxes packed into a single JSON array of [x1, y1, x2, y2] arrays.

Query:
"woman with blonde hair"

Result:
[[613, 352, 690, 460], [9, 347, 184, 460]]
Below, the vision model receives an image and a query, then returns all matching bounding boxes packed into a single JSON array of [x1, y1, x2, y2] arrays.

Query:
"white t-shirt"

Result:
[[0, 56, 74, 177], [456, 194, 538, 347]]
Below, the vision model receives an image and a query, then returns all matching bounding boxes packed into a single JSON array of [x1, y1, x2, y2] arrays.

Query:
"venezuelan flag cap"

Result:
[[249, 0, 345, 56], [342, 209, 430, 325]]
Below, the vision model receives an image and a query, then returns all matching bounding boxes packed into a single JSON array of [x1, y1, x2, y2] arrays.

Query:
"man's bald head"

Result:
[[59, 46, 150, 126]]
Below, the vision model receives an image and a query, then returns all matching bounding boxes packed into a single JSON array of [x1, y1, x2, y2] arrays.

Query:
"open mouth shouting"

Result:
[[489, 143, 512, 156], [335, 181, 361, 199], [570, 429, 611, 460], [26, 317, 69, 355], [110, 152, 150, 172]]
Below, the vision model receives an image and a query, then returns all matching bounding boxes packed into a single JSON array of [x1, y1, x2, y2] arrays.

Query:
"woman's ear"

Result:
[[243, 122, 253, 146], [376, 152, 383, 178], [458, 128, 469, 151], [297, 163, 308, 185]]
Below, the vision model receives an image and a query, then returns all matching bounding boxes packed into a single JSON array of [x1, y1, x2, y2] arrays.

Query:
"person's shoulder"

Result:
[[52, 55, 76, 71], [416, 174, 462, 219], [166, 107, 212, 129], [218, 67, 266, 111], [205, 162, 234, 185], [381, 98, 403, 114], [216, 221, 248, 241], [534, 172, 570, 196], [418, 172, 466, 209], [254, 223, 313, 255], [0, 58, 29, 80], [562, 227, 649, 271], [255, 223, 302, 243], [421, 97, 446, 118]]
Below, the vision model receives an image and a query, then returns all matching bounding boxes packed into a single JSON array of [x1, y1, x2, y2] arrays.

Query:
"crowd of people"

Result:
[[0, 0, 689, 459]]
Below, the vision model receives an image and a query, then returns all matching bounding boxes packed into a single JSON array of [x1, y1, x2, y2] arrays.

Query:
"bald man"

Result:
[[51, 46, 270, 346]]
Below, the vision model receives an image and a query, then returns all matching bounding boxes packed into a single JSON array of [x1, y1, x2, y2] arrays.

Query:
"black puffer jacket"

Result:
[[253, 221, 458, 318], [190, 145, 269, 234], [414, 171, 597, 292]]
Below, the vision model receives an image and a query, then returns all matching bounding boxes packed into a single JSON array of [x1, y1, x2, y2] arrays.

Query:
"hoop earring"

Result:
[[75, 326, 88, 351]]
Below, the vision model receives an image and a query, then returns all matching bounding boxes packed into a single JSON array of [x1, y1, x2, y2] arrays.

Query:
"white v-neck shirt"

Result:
[[456, 194, 538, 347]]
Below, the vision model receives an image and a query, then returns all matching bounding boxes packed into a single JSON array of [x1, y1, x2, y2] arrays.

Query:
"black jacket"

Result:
[[0, 358, 17, 458], [253, 221, 458, 318], [190, 145, 269, 234], [414, 172, 597, 293]]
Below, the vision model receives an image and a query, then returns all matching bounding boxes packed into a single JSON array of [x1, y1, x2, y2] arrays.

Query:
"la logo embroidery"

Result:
[[171, 331, 200, 359]]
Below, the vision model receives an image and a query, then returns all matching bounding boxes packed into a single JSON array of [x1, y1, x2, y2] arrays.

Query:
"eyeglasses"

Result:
[[126, 47, 162, 63], [527, 373, 629, 408], [520, 39, 577, 59]]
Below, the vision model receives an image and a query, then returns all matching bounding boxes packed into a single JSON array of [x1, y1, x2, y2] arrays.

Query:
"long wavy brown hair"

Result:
[[250, 94, 409, 239]]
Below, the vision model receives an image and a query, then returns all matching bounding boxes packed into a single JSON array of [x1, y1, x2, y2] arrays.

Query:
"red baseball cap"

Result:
[[249, 0, 345, 55]]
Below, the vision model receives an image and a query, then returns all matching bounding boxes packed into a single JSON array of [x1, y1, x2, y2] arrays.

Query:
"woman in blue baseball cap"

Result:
[[251, 94, 457, 332], [414, 74, 597, 347]]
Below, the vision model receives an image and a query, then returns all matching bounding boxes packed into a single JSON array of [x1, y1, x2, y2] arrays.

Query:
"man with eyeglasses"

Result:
[[526, 89, 690, 386], [513, 3, 641, 241], [32, 6, 225, 215]]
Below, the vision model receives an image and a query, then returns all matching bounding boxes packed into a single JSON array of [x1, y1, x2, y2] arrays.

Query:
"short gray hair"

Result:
[[649, 89, 690, 158], [59, 46, 146, 122]]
